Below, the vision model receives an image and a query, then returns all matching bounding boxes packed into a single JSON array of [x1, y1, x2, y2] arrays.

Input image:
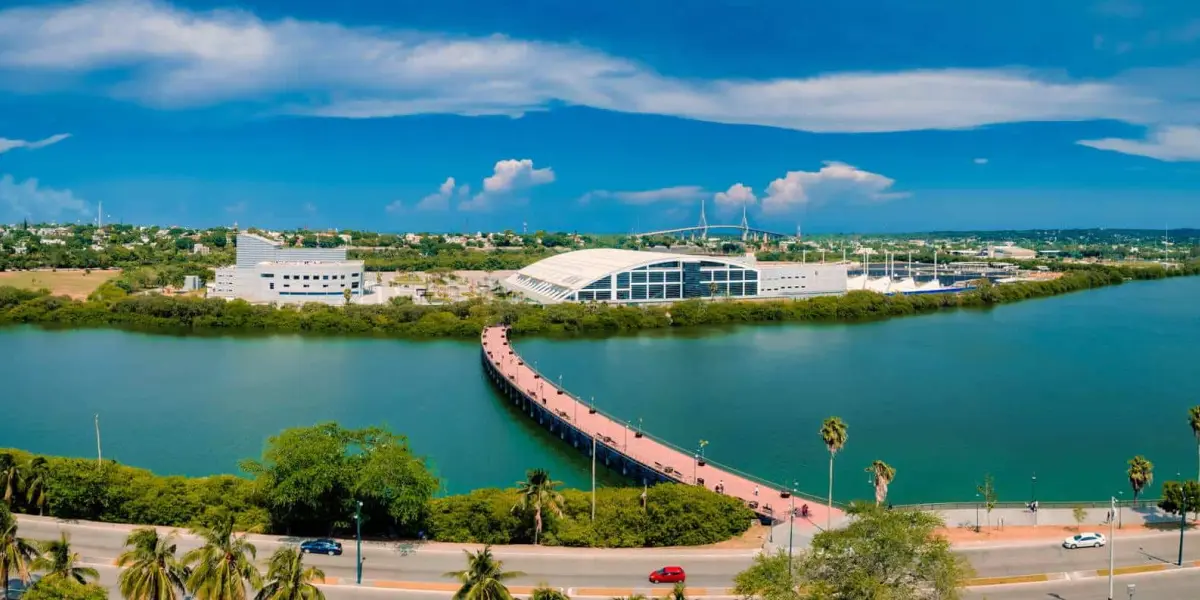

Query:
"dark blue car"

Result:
[[299, 539, 343, 555]]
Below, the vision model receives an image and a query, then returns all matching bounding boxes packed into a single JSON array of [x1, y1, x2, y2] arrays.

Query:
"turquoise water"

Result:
[[3, 277, 1198, 503]]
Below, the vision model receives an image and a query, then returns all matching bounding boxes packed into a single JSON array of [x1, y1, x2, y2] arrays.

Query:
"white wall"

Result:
[[758, 263, 847, 298]]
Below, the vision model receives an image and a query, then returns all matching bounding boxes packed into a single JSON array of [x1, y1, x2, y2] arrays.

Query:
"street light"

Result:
[[975, 492, 981, 533], [1031, 473, 1038, 526], [354, 500, 363, 585], [788, 482, 797, 582], [1108, 496, 1116, 600]]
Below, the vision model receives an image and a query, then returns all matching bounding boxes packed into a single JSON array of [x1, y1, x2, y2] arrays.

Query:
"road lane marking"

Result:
[[964, 573, 1050, 586], [1096, 564, 1169, 577]]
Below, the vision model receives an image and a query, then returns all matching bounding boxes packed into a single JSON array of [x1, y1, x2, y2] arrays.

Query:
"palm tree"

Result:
[[117, 527, 189, 600], [819, 417, 848, 529], [24, 457, 48, 516], [669, 581, 687, 600], [255, 546, 325, 600], [530, 585, 568, 600], [183, 515, 263, 600], [1189, 406, 1200, 482], [513, 469, 564, 545], [445, 545, 524, 600], [31, 533, 99, 584], [1, 512, 38, 600], [866, 460, 896, 506], [0, 453, 20, 507], [1127, 455, 1154, 508]]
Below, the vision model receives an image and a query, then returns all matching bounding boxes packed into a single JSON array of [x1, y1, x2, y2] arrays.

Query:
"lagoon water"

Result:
[[3, 277, 1199, 503]]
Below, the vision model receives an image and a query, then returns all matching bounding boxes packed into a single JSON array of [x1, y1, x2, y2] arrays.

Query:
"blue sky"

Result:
[[0, 0, 1198, 233]]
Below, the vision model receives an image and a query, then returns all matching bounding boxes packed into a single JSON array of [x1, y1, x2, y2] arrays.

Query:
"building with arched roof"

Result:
[[503, 248, 846, 304]]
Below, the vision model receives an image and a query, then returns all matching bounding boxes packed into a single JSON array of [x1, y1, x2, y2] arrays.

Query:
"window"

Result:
[[351, 282, 359, 289], [631, 271, 647, 283], [649, 261, 679, 269], [649, 284, 665, 299], [713, 270, 728, 281], [617, 290, 631, 300], [303, 284, 310, 288], [665, 284, 681, 298], [283, 275, 290, 280], [665, 271, 681, 283], [699, 271, 712, 282], [595, 290, 612, 300], [303, 275, 310, 280], [352, 273, 359, 278], [269, 283, 275, 290], [730, 282, 744, 296], [631, 285, 648, 300], [260, 273, 274, 278], [649, 271, 664, 283], [323, 284, 329, 288], [745, 271, 758, 281], [616, 272, 630, 288], [283, 284, 290, 288], [579, 291, 595, 301], [584, 276, 612, 290], [323, 275, 329, 280], [700, 261, 726, 267], [729, 270, 744, 281]]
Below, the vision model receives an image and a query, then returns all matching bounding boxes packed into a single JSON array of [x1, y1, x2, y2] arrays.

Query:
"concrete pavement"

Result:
[[964, 567, 1200, 599]]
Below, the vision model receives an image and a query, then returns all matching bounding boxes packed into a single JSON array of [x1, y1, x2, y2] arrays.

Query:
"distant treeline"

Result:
[[0, 263, 1196, 339], [348, 247, 554, 272]]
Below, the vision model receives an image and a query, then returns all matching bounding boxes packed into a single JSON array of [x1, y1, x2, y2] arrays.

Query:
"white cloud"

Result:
[[0, 0, 1187, 133], [0, 133, 71, 154], [462, 159, 553, 211], [386, 176, 466, 213], [712, 183, 756, 210], [762, 162, 908, 214], [0, 174, 89, 220], [581, 186, 705, 205], [1077, 125, 1200, 161], [973, 158, 989, 164]]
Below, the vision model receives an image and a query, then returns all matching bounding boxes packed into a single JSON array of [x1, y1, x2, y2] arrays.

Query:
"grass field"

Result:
[[0, 269, 119, 299]]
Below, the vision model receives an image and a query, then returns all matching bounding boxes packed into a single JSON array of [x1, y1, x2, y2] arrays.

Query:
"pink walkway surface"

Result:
[[482, 326, 843, 526]]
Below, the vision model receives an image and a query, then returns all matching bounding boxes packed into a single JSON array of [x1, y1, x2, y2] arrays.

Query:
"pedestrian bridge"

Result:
[[480, 326, 842, 525]]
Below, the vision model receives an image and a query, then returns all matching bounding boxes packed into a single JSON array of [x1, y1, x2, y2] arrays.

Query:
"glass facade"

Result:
[[573, 257, 760, 303]]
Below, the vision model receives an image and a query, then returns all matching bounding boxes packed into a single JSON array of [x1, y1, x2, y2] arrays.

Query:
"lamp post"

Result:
[[1118, 491, 1124, 528], [1031, 473, 1038, 526], [355, 500, 363, 585], [1108, 496, 1115, 600], [787, 482, 797, 572], [975, 492, 981, 533], [591, 434, 597, 521], [1177, 472, 1186, 567]]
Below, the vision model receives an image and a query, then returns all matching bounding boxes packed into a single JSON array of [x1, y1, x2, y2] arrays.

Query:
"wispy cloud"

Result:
[[762, 162, 908, 214], [0, 133, 71, 154], [1077, 125, 1200, 161], [1093, 0, 1143, 18], [0, 174, 89, 220], [580, 186, 706, 206], [973, 158, 989, 165], [0, 0, 1190, 134]]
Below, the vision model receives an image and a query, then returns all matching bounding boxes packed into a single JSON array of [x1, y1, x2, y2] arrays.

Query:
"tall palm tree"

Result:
[[1, 512, 38, 600], [445, 545, 524, 600], [0, 453, 21, 507], [183, 515, 263, 600], [513, 469, 564, 545], [1127, 455, 1154, 508], [669, 581, 688, 600], [819, 417, 848, 529], [1189, 406, 1200, 482], [865, 460, 896, 506], [117, 527, 189, 600], [24, 457, 48, 516], [31, 533, 99, 584], [254, 546, 325, 600]]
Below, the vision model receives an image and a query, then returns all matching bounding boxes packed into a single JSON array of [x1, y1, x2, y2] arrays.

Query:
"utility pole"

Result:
[[355, 500, 363, 584], [94, 414, 102, 467]]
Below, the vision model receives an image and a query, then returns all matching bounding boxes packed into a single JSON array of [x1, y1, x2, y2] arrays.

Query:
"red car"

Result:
[[649, 566, 686, 584]]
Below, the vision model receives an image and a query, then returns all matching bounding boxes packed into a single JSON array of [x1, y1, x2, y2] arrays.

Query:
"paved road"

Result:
[[964, 568, 1200, 599], [90, 564, 450, 600], [16, 516, 1200, 590]]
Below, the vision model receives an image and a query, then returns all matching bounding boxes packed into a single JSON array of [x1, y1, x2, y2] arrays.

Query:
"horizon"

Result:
[[1, 0, 1198, 232]]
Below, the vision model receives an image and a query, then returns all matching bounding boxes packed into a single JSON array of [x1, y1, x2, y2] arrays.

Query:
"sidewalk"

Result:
[[931, 504, 1197, 546]]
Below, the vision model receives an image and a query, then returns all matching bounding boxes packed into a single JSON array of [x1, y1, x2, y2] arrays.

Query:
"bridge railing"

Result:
[[894, 499, 1160, 511], [505, 332, 839, 509]]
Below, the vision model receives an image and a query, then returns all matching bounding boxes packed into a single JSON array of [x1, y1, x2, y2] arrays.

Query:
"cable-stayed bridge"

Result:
[[634, 199, 794, 242]]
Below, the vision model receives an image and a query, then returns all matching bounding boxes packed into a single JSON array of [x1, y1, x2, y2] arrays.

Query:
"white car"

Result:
[[1063, 532, 1106, 549]]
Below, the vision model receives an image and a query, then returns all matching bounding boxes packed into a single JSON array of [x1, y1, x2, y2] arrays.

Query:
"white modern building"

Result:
[[209, 233, 365, 305], [502, 248, 846, 305]]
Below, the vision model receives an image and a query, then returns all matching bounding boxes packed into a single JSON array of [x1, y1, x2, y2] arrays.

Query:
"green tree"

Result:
[[182, 515, 263, 600], [1, 505, 38, 600], [342, 287, 352, 305], [445, 545, 524, 600], [24, 456, 49, 516], [865, 460, 896, 506], [254, 546, 325, 600], [799, 503, 972, 599], [669, 582, 687, 600], [1157, 480, 1200, 519], [1127, 456, 1154, 507], [1189, 406, 1200, 482], [31, 533, 100, 584], [819, 417, 848, 529], [1071, 506, 1087, 529], [530, 586, 569, 600], [21, 576, 108, 600], [116, 528, 189, 600], [731, 551, 802, 600], [0, 453, 21, 506], [976, 475, 997, 530], [514, 469, 564, 545]]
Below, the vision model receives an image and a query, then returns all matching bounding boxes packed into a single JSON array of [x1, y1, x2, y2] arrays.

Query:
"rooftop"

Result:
[[511, 248, 750, 291]]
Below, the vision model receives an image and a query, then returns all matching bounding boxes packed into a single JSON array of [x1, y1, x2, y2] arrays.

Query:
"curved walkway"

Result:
[[482, 326, 842, 527]]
